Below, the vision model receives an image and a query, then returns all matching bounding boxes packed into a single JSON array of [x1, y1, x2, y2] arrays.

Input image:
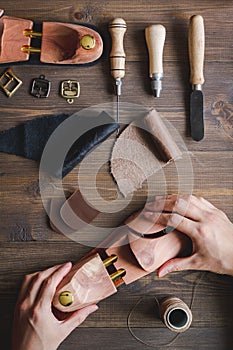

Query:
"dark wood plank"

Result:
[[0, 1, 233, 349]]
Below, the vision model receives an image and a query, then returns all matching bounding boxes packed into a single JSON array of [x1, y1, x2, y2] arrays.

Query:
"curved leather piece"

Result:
[[41, 22, 103, 64], [128, 231, 189, 273], [0, 15, 33, 63]]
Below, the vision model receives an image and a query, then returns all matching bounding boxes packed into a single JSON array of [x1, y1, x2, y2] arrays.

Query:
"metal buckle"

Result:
[[0, 68, 22, 97], [61, 80, 80, 104], [31, 75, 51, 98]]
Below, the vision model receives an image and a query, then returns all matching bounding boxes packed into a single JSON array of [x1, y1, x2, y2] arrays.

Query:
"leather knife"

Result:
[[188, 15, 205, 141]]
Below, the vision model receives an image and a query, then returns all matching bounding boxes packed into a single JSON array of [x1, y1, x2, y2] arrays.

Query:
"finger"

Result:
[[62, 304, 98, 334], [146, 195, 204, 221], [35, 262, 72, 309], [146, 212, 198, 240], [16, 271, 39, 305], [23, 264, 66, 306], [199, 197, 228, 219], [158, 255, 198, 277]]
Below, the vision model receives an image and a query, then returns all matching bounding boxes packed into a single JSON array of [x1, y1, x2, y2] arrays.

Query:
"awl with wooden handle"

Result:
[[145, 24, 166, 97], [109, 18, 127, 125], [188, 15, 205, 141]]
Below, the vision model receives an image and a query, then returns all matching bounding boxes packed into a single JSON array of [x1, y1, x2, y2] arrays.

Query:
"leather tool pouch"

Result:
[[0, 9, 103, 65], [51, 191, 192, 312]]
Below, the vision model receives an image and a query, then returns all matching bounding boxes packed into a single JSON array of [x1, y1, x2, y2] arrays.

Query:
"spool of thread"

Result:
[[159, 296, 192, 333]]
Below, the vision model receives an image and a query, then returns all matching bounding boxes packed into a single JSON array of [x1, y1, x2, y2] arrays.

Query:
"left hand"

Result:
[[12, 262, 98, 350]]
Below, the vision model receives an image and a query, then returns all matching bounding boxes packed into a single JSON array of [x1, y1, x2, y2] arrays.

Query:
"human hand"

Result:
[[12, 262, 98, 350], [144, 195, 233, 277]]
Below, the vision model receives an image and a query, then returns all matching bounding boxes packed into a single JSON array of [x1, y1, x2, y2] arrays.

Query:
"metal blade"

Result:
[[190, 90, 204, 141]]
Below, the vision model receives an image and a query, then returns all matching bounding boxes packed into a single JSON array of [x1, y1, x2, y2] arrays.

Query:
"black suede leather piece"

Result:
[[0, 112, 119, 178]]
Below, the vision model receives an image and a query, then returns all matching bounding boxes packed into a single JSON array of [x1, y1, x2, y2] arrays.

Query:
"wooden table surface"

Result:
[[0, 1, 233, 349]]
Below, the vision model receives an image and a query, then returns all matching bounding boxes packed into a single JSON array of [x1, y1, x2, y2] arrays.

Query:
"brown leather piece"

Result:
[[53, 253, 117, 312], [60, 190, 100, 230], [41, 22, 103, 64], [105, 225, 190, 284], [0, 15, 32, 63], [49, 197, 75, 235], [111, 109, 182, 197]]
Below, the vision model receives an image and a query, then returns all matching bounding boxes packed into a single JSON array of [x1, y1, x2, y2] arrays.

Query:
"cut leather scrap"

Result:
[[0, 111, 119, 178], [0, 9, 103, 65], [111, 108, 182, 197]]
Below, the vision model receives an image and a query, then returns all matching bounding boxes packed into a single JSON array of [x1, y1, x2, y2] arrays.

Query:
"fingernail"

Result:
[[158, 270, 167, 278], [63, 262, 72, 269]]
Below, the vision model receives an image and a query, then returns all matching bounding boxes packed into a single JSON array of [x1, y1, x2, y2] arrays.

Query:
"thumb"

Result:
[[62, 304, 98, 334], [158, 255, 197, 277]]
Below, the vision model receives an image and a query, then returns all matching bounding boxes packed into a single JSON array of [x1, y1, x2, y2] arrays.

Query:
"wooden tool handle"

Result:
[[188, 15, 205, 85], [145, 24, 166, 76], [109, 18, 127, 79]]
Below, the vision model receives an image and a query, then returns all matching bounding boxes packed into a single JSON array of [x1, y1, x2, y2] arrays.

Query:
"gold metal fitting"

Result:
[[21, 45, 41, 54], [59, 291, 74, 306], [103, 255, 118, 268], [0, 68, 22, 97], [110, 268, 126, 281], [80, 34, 95, 50], [61, 80, 80, 104], [23, 29, 42, 38]]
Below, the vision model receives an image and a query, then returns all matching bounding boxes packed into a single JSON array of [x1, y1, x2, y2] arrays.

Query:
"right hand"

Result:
[[144, 195, 233, 277]]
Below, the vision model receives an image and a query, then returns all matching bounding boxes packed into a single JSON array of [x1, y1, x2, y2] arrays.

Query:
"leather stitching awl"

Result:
[[52, 254, 126, 312]]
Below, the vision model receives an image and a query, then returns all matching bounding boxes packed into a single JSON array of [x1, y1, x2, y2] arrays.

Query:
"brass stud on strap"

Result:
[[110, 268, 126, 281], [59, 291, 74, 306], [23, 29, 42, 38], [103, 254, 118, 268], [80, 34, 96, 50], [21, 45, 41, 54]]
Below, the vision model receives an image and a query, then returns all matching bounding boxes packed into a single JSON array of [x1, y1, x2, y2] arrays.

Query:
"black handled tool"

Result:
[[188, 15, 205, 141]]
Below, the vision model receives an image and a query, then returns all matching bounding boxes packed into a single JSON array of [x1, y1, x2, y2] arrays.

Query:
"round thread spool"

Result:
[[159, 296, 192, 333]]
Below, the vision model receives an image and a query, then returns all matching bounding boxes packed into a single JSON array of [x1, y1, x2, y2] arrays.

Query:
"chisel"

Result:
[[188, 15, 205, 141], [145, 24, 166, 97], [109, 18, 127, 125]]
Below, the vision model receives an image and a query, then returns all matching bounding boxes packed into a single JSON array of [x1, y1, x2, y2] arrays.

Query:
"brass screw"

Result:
[[59, 291, 74, 306], [80, 34, 95, 50]]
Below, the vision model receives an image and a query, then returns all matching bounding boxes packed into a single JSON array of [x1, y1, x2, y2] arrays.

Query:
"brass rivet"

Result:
[[59, 291, 74, 306], [80, 34, 95, 50]]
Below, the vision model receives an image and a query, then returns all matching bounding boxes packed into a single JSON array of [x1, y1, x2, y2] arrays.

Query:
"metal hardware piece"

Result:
[[21, 45, 41, 54], [59, 291, 74, 306], [103, 254, 118, 268], [61, 80, 80, 104], [31, 75, 51, 98], [110, 268, 126, 281], [23, 29, 42, 38], [80, 34, 96, 50], [0, 68, 22, 97]]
